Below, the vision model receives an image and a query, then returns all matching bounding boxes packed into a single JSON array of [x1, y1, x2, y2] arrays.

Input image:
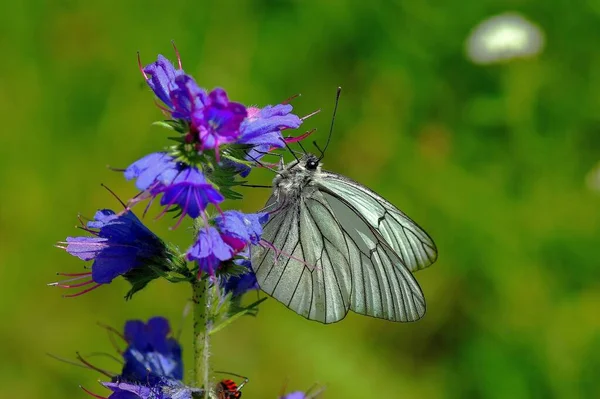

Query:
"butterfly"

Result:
[[251, 153, 438, 324]]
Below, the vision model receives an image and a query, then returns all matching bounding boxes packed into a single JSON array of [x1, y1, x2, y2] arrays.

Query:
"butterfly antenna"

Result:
[[280, 137, 300, 162], [315, 86, 341, 161], [244, 151, 281, 175], [297, 140, 308, 154]]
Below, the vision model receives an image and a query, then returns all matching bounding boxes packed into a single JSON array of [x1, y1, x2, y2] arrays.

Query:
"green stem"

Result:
[[192, 277, 213, 397]]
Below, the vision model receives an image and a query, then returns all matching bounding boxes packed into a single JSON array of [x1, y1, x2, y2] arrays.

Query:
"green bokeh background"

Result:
[[2, 1, 599, 398]]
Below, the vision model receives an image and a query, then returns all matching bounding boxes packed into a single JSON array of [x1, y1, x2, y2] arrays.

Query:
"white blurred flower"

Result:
[[586, 161, 600, 193], [466, 12, 545, 64]]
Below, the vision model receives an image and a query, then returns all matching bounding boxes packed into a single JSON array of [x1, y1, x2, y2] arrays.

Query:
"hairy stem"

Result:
[[192, 277, 213, 397]]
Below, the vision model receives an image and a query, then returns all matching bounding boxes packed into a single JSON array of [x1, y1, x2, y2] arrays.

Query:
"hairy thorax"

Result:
[[272, 155, 322, 205]]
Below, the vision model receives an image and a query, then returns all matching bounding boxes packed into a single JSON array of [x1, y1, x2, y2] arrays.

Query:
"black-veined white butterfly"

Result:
[[251, 88, 437, 324], [251, 152, 437, 324]]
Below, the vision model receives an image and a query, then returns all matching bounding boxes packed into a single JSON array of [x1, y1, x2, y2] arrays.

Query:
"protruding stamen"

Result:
[[98, 322, 126, 353], [154, 98, 172, 114], [301, 109, 321, 120], [171, 40, 183, 70], [260, 239, 318, 271], [101, 183, 127, 209], [55, 279, 95, 289], [107, 165, 126, 172], [63, 283, 102, 298], [282, 93, 301, 105], [137, 52, 148, 81], [284, 128, 317, 144], [79, 385, 106, 399], [75, 352, 115, 378]]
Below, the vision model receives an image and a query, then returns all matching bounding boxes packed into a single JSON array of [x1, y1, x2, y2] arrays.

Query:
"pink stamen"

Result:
[[301, 109, 321, 120], [56, 272, 92, 277], [49, 275, 91, 286], [282, 93, 301, 105], [63, 283, 102, 298], [154, 98, 172, 114], [284, 128, 317, 144], [260, 240, 318, 271], [76, 352, 115, 378], [97, 322, 127, 343], [214, 144, 221, 163], [100, 183, 127, 208], [171, 40, 183, 70], [137, 52, 149, 81], [56, 279, 95, 289], [80, 385, 106, 399]]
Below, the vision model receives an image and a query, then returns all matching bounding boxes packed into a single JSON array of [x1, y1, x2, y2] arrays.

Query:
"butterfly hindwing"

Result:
[[319, 172, 438, 272]]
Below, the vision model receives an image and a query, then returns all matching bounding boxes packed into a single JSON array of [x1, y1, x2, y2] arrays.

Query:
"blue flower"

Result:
[[191, 88, 247, 152], [124, 152, 179, 193], [222, 258, 259, 297], [103, 380, 198, 399], [280, 392, 309, 399], [53, 210, 167, 297], [280, 387, 325, 399], [235, 104, 302, 176], [125, 155, 224, 224], [214, 211, 268, 251], [158, 166, 224, 221], [143, 55, 182, 110], [170, 74, 207, 121], [120, 317, 183, 385], [186, 211, 268, 276], [186, 227, 234, 275]]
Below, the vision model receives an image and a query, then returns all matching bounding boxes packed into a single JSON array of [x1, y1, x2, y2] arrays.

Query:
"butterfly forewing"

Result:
[[252, 194, 352, 323], [319, 172, 438, 272]]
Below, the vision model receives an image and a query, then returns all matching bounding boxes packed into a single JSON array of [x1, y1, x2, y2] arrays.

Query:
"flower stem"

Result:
[[192, 277, 213, 397]]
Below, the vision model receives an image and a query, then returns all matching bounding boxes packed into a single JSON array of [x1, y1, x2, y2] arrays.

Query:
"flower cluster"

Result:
[[54, 46, 323, 399], [78, 317, 200, 399], [77, 317, 320, 399]]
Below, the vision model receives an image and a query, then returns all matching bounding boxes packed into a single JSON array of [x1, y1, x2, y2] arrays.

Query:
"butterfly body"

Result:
[[252, 154, 437, 324]]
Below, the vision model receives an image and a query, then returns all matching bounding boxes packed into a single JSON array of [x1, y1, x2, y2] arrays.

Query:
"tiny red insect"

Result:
[[215, 372, 248, 399]]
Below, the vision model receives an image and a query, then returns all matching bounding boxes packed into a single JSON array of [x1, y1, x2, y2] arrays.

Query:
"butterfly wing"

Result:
[[252, 194, 353, 323], [319, 172, 438, 272], [252, 189, 426, 323]]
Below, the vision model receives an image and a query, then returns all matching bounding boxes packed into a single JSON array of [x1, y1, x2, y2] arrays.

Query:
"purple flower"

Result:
[[222, 258, 259, 297], [158, 166, 224, 221], [191, 88, 247, 153], [53, 210, 167, 297], [186, 211, 268, 276], [186, 227, 234, 275], [103, 382, 154, 399], [125, 154, 224, 224], [143, 55, 182, 110], [103, 380, 198, 399], [214, 211, 268, 251], [235, 104, 303, 176], [280, 393, 308, 399], [170, 74, 208, 121], [142, 54, 211, 124], [124, 152, 179, 193], [120, 317, 183, 385]]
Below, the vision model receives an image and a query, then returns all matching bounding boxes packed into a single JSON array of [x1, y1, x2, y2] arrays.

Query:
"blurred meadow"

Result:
[[1, 1, 600, 398]]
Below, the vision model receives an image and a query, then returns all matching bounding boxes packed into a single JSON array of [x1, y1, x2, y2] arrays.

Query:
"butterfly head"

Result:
[[305, 154, 320, 171], [273, 154, 322, 201]]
